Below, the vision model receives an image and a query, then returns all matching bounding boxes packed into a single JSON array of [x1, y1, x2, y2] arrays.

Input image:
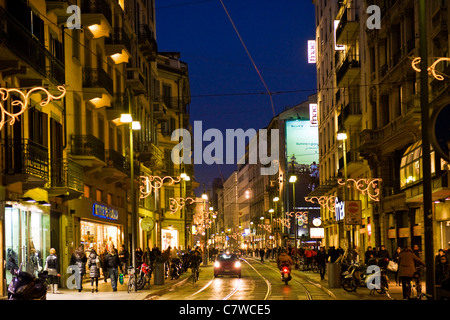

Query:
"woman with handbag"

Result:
[[87, 244, 101, 293], [392, 246, 401, 285]]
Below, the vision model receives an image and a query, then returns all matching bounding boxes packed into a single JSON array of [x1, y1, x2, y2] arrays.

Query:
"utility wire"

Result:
[[218, 0, 275, 117]]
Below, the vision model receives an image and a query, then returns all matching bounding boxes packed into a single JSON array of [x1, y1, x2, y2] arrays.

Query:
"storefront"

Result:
[[4, 201, 50, 285], [68, 198, 126, 255], [161, 228, 178, 251]]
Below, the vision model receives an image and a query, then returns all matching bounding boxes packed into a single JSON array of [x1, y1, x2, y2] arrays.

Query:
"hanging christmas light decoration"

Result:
[[305, 196, 336, 212], [0, 86, 66, 131], [168, 197, 196, 214], [337, 178, 382, 201], [412, 57, 450, 81], [139, 175, 181, 199]]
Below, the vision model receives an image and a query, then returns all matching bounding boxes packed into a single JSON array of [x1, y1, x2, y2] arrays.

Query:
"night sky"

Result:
[[155, 0, 317, 193]]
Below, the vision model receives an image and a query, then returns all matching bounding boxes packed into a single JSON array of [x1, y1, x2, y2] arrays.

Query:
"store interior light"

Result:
[[38, 201, 51, 207], [23, 197, 36, 203]]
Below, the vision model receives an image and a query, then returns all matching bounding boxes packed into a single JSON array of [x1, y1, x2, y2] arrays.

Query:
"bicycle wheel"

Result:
[[136, 274, 146, 290], [342, 278, 357, 292], [127, 274, 135, 293]]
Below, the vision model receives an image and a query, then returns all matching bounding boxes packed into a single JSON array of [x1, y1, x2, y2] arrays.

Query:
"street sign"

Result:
[[344, 200, 362, 225]]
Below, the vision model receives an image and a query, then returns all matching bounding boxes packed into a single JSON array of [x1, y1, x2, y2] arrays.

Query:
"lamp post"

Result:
[[202, 192, 208, 265], [120, 112, 140, 291], [337, 130, 351, 252], [273, 196, 279, 248], [289, 175, 297, 253], [180, 172, 190, 249]]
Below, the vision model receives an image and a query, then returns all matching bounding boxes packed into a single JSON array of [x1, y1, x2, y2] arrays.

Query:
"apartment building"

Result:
[[0, 0, 193, 294], [312, 0, 450, 258]]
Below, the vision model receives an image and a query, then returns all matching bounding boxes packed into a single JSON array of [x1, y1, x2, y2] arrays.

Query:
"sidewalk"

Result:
[[46, 270, 191, 300]]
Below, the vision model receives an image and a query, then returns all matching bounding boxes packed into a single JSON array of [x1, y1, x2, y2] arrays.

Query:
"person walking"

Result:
[[118, 245, 129, 275], [316, 247, 328, 280], [392, 246, 401, 285], [260, 248, 265, 263], [398, 246, 425, 299], [70, 245, 87, 292], [44, 248, 61, 294], [378, 245, 390, 260], [87, 244, 101, 293], [104, 247, 123, 291]]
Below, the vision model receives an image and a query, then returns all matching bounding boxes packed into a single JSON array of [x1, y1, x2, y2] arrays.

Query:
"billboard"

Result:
[[285, 119, 319, 172]]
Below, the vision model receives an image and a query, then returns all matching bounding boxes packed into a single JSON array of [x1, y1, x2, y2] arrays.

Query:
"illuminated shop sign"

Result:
[[92, 203, 119, 221], [308, 40, 316, 63]]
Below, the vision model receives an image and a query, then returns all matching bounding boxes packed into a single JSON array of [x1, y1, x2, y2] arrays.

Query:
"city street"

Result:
[[46, 257, 404, 301]]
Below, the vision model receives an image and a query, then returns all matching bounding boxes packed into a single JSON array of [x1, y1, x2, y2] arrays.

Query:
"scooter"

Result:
[[8, 266, 48, 300], [341, 263, 368, 292], [280, 262, 292, 285]]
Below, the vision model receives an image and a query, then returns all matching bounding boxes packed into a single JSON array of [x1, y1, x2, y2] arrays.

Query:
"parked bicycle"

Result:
[[127, 266, 136, 293]]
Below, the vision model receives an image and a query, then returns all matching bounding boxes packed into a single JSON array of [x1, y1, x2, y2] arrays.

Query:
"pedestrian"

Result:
[[378, 245, 390, 260], [87, 244, 101, 293], [435, 249, 449, 285], [104, 247, 122, 291], [305, 248, 313, 270], [118, 245, 129, 275], [260, 248, 265, 262], [328, 246, 340, 263], [315, 247, 328, 280], [398, 246, 425, 299], [100, 247, 108, 282], [44, 248, 61, 294], [364, 246, 374, 265], [70, 245, 87, 292], [392, 246, 401, 285], [135, 247, 144, 268]]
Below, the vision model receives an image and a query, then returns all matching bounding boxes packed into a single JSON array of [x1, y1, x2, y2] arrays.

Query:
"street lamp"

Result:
[[202, 192, 208, 265], [337, 129, 351, 254], [273, 196, 279, 247], [181, 172, 190, 249], [289, 175, 297, 253], [120, 112, 140, 291]]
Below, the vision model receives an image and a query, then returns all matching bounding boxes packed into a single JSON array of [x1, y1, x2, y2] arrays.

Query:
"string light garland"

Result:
[[412, 57, 450, 81], [168, 197, 196, 214], [0, 86, 66, 131], [139, 175, 181, 199], [337, 178, 382, 201], [305, 196, 336, 212]]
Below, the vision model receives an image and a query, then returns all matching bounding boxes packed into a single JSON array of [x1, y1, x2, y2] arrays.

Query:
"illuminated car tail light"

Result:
[[234, 261, 241, 268], [214, 261, 220, 268], [282, 267, 289, 273]]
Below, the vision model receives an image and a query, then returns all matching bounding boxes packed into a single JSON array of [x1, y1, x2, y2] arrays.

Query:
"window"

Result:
[[84, 184, 91, 198], [96, 189, 103, 202], [400, 140, 436, 188]]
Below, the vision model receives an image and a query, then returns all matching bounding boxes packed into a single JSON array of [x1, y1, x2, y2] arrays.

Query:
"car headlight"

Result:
[[234, 261, 241, 268], [214, 261, 220, 268]]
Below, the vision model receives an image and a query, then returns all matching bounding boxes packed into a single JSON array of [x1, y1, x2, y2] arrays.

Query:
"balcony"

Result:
[[1, 139, 49, 189], [153, 103, 169, 122], [0, 6, 65, 85], [339, 150, 364, 175], [431, 5, 448, 41], [70, 134, 106, 167], [106, 94, 128, 122], [139, 142, 164, 171], [47, 158, 84, 200], [138, 24, 158, 62], [335, 6, 359, 45], [342, 101, 362, 125], [82, 68, 114, 98], [126, 68, 146, 94], [96, 149, 128, 183], [81, 0, 112, 38], [336, 54, 360, 86], [105, 27, 132, 64]]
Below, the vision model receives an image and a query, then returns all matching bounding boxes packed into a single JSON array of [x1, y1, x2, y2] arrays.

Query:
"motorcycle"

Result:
[[171, 257, 182, 280], [136, 262, 153, 290], [280, 262, 292, 285], [8, 266, 48, 300], [341, 263, 368, 292]]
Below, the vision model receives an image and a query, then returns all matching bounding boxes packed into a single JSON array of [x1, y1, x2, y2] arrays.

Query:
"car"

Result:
[[214, 253, 241, 278]]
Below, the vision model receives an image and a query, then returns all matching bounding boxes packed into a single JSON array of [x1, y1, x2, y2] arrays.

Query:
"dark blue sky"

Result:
[[155, 0, 317, 192]]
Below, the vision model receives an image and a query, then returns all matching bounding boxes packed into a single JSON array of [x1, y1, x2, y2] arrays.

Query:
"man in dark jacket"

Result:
[[315, 247, 328, 280], [104, 248, 122, 291], [378, 245, 390, 260]]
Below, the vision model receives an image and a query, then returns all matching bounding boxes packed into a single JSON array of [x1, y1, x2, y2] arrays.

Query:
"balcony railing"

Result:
[[82, 68, 114, 96], [106, 149, 126, 173], [71, 134, 105, 162], [0, 6, 65, 85], [81, 0, 112, 27], [336, 54, 360, 85], [50, 158, 84, 192], [1, 139, 49, 181], [105, 27, 132, 53]]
